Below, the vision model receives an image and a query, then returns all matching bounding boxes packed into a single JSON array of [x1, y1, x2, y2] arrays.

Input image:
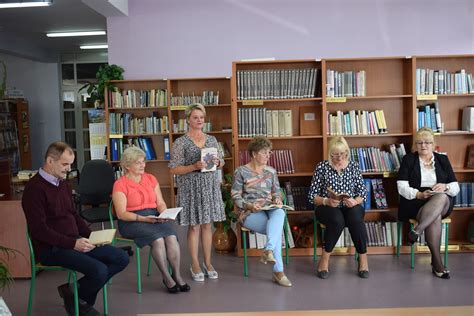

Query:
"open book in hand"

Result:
[[327, 187, 351, 201], [89, 229, 116, 246], [155, 207, 183, 220], [259, 204, 295, 211]]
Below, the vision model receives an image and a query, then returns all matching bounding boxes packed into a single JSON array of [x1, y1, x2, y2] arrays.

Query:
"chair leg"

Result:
[[242, 231, 248, 277], [410, 223, 415, 269], [27, 266, 36, 316], [313, 217, 318, 262], [284, 215, 289, 265], [396, 221, 402, 257], [147, 247, 153, 276], [136, 245, 142, 294], [102, 283, 108, 316], [444, 222, 449, 269], [72, 272, 79, 316]]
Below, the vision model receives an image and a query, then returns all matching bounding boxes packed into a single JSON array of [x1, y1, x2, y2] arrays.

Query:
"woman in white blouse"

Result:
[[397, 127, 460, 279]]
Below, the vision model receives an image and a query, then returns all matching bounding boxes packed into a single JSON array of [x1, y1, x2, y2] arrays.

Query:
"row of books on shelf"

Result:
[[236, 68, 319, 101], [170, 91, 219, 106], [329, 222, 399, 248], [0, 151, 19, 174], [326, 69, 366, 98], [237, 108, 292, 138], [416, 68, 473, 95], [350, 144, 406, 173], [364, 178, 389, 210], [109, 89, 168, 108], [281, 181, 313, 211], [239, 150, 295, 174], [416, 102, 442, 132], [0, 129, 19, 151], [327, 109, 388, 136], [110, 137, 158, 161], [109, 113, 169, 135], [454, 182, 474, 207], [414, 225, 449, 248]]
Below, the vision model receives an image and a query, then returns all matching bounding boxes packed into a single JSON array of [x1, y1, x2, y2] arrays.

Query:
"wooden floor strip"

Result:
[[139, 306, 474, 316]]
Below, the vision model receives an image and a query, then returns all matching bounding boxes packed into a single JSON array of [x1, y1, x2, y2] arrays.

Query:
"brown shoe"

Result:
[[260, 250, 276, 264], [272, 272, 292, 287]]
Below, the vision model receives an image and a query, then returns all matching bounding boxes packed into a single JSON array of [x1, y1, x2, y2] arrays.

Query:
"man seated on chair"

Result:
[[22, 141, 129, 316]]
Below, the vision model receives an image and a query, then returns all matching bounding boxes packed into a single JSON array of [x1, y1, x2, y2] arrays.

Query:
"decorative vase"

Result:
[[213, 222, 237, 253]]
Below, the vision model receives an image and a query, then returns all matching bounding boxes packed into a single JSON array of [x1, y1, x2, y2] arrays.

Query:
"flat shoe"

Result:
[[260, 250, 276, 264], [190, 266, 205, 282], [202, 262, 218, 279], [178, 283, 191, 292], [272, 272, 292, 287], [162, 279, 179, 293], [408, 230, 419, 245], [317, 270, 330, 279]]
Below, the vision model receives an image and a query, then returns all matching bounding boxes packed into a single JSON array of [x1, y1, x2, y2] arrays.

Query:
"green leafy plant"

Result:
[[79, 64, 125, 105], [0, 246, 15, 291], [220, 173, 236, 233]]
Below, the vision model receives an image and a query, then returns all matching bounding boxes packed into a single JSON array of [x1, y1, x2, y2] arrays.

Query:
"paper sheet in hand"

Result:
[[158, 207, 183, 220], [89, 229, 116, 245]]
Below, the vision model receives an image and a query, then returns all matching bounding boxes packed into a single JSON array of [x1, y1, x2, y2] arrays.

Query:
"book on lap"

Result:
[[157, 207, 183, 220], [327, 187, 351, 201], [259, 204, 294, 211], [89, 229, 117, 246]]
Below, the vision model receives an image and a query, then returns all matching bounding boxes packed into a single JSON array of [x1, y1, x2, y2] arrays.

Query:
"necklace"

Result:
[[420, 155, 434, 167]]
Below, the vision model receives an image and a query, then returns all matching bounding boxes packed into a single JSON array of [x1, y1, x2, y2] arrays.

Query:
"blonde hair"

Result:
[[412, 127, 435, 152], [327, 136, 350, 161], [185, 103, 206, 121], [120, 146, 146, 171]]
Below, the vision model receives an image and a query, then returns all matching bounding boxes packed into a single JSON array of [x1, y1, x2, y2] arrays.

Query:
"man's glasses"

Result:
[[415, 141, 433, 146]]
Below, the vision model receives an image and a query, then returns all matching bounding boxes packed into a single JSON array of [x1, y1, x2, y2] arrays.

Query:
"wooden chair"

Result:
[[26, 233, 108, 316], [396, 218, 451, 269], [108, 202, 154, 293]]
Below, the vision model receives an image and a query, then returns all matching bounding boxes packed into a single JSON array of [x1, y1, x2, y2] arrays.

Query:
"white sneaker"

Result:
[[202, 262, 218, 279], [190, 266, 204, 282]]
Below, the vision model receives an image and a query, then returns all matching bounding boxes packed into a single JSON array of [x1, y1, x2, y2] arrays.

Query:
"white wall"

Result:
[[0, 53, 61, 168]]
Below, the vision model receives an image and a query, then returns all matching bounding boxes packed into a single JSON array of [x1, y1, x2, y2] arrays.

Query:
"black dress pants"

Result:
[[315, 204, 367, 254]]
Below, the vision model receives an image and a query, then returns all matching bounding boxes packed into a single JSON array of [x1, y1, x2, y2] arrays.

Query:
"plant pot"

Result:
[[213, 222, 237, 253], [0, 297, 12, 316]]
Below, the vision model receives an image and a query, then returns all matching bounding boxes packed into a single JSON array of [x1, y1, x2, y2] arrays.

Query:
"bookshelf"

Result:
[[0, 98, 31, 175], [231, 55, 474, 257], [105, 77, 233, 207]]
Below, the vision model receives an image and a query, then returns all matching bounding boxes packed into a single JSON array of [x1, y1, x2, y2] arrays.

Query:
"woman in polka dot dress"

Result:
[[308, 136, 369, 279]]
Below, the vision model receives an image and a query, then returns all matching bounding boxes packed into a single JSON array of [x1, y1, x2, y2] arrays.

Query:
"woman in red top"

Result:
[[112, 146, 190, 293]]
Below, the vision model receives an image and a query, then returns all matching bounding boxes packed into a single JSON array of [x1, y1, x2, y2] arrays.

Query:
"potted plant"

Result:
[[0, 246, 15, 315], [79, 64, 125, 107], [213, 173, 237, 253]]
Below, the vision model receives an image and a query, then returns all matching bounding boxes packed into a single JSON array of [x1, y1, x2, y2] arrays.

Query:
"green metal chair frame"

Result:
[[396, 218, 450, 269], [313, 213, 358, 262], [108, 202, 153, 293], [26, 233, 108, 316]]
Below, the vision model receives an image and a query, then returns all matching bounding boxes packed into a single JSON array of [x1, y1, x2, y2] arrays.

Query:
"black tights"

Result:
[[150, 236, 185, 287], [414, 194, 450, 272]]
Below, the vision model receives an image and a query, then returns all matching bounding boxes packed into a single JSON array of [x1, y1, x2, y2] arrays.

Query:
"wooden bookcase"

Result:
[[105, 77, 233, 207], [0, 98, 31, 175], [231, 55, 474, 257]]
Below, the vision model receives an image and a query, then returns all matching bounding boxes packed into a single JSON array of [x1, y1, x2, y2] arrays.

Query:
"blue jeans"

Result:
[[243, 208, 285, 272], [39, 245, 129, 305]]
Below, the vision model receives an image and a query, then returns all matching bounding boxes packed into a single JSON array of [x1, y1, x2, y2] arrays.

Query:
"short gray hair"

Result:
[[120, 146, 146, 170]]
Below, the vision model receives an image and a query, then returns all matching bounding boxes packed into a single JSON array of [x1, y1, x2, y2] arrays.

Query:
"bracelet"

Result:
[[322, 197, 327, 206]]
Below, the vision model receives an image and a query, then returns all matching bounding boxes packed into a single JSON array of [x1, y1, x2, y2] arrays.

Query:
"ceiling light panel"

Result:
[[46, 31, 106, 37]]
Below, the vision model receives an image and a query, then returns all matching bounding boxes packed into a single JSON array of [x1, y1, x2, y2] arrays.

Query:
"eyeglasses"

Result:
[[134, 160, 146, 166], [415, 141, 433, 146], [330, 152, 347, 158], [257, 150, 273, 157]]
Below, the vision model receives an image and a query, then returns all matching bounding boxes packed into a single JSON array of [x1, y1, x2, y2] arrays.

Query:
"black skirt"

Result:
[[398, 188, 454, 222]]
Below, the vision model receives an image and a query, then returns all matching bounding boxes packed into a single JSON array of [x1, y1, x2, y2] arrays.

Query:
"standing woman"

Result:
[[397, 127, 459, 279], [308, 136, 369, 279], [169, 103, 226, 282], [231, 136, 292, 287], [112, 146, 189, 293]]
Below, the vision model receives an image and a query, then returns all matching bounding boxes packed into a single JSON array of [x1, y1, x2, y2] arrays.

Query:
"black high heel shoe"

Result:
[[408, 230, 419, 245], [431, 265, 450, 279], [357, 257, 369, 279], [177, 283, 191, 292], [162, 279, 179, 293]]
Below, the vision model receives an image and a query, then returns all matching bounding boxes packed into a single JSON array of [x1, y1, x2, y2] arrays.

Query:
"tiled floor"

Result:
[[3, 226, 474, 315]]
